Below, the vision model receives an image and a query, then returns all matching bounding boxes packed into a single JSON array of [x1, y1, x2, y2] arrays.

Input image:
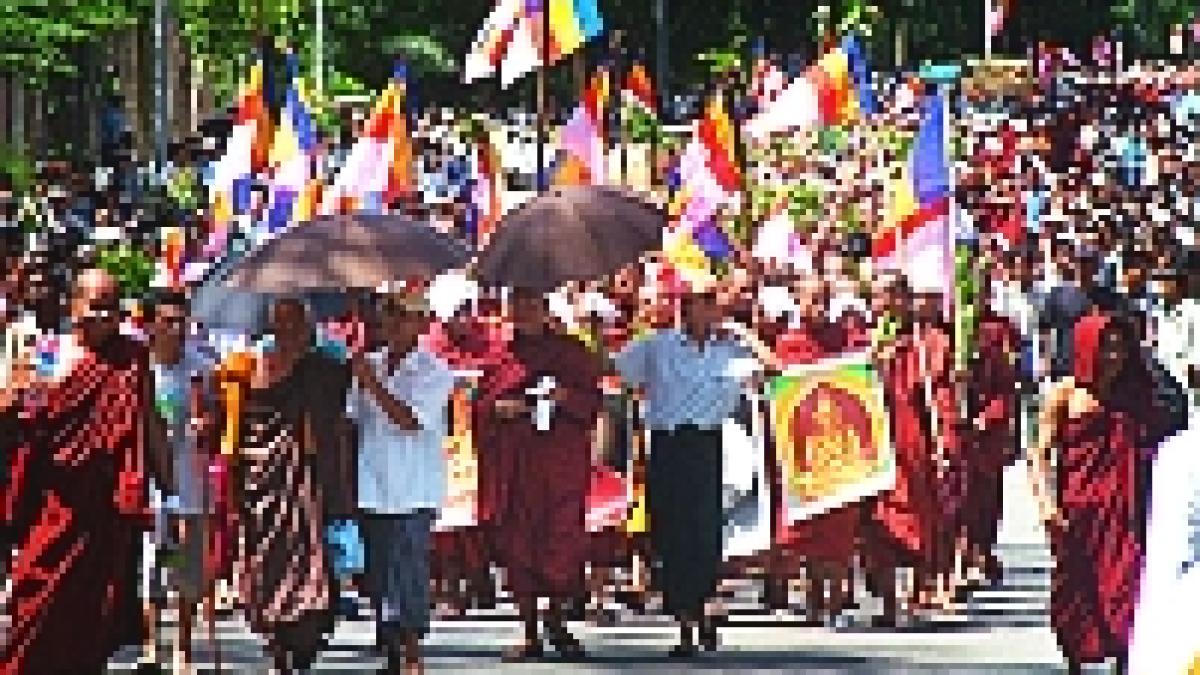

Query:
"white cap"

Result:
[[425, 271, 479, 320]]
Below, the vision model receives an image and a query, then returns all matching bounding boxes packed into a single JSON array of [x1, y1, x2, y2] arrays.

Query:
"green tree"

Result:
[[0, 0, 150, 87]]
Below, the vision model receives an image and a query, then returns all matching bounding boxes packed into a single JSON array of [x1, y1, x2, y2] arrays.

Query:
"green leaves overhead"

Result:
[[0, 0, 148, 85]]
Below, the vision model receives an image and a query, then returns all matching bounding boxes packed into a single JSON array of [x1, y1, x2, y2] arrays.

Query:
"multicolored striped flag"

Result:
[[746, 32, 876, 139], [266, 52, 321, 233], [663, 92, 741, 285], [464, 0, 604, 88], [552, 66, 609, 186], [321, 62, 412, 215], [873, 89, 953, 305], [206, 57, 270, 259]]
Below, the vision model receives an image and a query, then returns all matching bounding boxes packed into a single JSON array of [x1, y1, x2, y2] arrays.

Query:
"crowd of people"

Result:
[[3, 63, 1200, 675]]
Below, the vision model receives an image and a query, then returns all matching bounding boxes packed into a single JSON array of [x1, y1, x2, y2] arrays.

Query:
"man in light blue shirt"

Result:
[[614, 287, 753, 657], [346, 291, 455, 674]]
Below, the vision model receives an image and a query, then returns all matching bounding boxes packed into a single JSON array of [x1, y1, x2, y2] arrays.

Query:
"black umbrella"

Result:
[[221, 213, 471, 293], [476, 185, 665, 291]]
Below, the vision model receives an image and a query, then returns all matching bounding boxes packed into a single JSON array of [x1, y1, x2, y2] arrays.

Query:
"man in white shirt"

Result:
[[347, 292, 455, 675], [614, 287, 753, 657], [1150, 262, 1200, 415]]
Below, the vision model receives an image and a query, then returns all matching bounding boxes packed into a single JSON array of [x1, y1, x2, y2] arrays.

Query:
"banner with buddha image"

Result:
[[434, 382, 480, 531], [769, 353, 895, 523]]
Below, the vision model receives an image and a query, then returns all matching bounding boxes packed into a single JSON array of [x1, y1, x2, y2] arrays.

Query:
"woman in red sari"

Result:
[[1032, 312, 1157, 675]]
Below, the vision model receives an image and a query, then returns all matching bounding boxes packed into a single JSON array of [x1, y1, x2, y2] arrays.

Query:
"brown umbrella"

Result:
[[221, 213, 471, 293], [476, 185, 665, 291]]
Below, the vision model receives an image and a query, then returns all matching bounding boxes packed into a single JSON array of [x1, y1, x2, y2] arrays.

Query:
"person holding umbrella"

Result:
[[613, 285, 754, 657], [346, 290, 455, 675], [476, 286, 604, 660]]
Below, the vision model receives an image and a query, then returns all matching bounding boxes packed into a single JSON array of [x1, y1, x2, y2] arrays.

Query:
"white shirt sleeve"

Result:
[[400, 356, 456, 432]]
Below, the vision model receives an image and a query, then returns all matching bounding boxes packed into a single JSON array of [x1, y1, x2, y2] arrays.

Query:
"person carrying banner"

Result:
[[615, 286, 753, 656], [761, 276, 860, 625], [861, 275, 946, 624], [478, 288, 603, 660]]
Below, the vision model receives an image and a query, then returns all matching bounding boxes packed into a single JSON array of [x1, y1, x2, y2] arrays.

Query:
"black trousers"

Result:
[[648, 426, 723, 617]]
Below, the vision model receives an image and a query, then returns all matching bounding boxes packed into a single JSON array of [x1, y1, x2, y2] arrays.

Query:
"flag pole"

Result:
[[984, 0, 992, 61], [536, 1, 550, 193], [616, 35, 628, 187]]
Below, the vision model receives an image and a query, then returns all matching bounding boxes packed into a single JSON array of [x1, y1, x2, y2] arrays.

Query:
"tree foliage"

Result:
[[0, 0, 150, 86]]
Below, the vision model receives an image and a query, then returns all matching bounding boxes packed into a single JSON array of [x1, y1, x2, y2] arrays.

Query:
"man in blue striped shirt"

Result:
[[615, 287, 753, 657]]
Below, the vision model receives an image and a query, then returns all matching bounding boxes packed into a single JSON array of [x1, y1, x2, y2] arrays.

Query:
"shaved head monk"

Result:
[[2, 267, 156, 674]]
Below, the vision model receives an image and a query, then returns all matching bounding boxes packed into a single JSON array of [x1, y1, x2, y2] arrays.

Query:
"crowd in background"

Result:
[[3, 59, 1200, 675]]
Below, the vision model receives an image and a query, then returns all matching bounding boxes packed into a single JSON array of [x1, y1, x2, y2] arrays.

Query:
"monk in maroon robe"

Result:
[[477, 289, 602, 659], [766, 303, 860, 623], [425, 306, 510, 611], [863, 282, 955, 622], [2, 269, 154, 675], [965, 306, 1022, 583], [1033, 313, 1157, 674]]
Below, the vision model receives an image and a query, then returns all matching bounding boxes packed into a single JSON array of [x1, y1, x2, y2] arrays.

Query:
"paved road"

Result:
[[106, 461, 1075, 673]]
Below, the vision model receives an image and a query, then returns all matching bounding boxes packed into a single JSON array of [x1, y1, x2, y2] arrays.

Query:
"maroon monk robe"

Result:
[[425, 318, 512, 585], [478, 331, 603, 601], [2, 336, 151, 675], [864, 327, 948, 573], [965, 310, 1021, 559], [1050, 314, 1146, 664], [772, 320, 860, 566]]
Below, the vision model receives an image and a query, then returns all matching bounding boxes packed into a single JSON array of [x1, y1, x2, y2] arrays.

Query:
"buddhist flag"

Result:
[[466, 0, 604, 88], [874, 89, 953, 304], [464, 0, 524, 83], [266, 52, 320, 233], [746, 32, 876, 139], [207, 57, 269, 258], [769, 354, 895, 525], [321, 62, 412, 215], [663, 92, 741, 282], [552, 66, 609, 186]]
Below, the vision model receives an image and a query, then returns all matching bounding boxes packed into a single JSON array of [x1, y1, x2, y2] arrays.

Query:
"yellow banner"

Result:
[[770, 353, 894, 522]]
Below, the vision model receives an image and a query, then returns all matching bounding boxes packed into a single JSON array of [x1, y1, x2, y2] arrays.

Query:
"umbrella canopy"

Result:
[[221, 213, 471, 293], [476, 186, 665, 291]]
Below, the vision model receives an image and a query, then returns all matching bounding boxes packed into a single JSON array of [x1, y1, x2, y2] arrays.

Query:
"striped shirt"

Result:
[[614, 328, 752, 432]]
